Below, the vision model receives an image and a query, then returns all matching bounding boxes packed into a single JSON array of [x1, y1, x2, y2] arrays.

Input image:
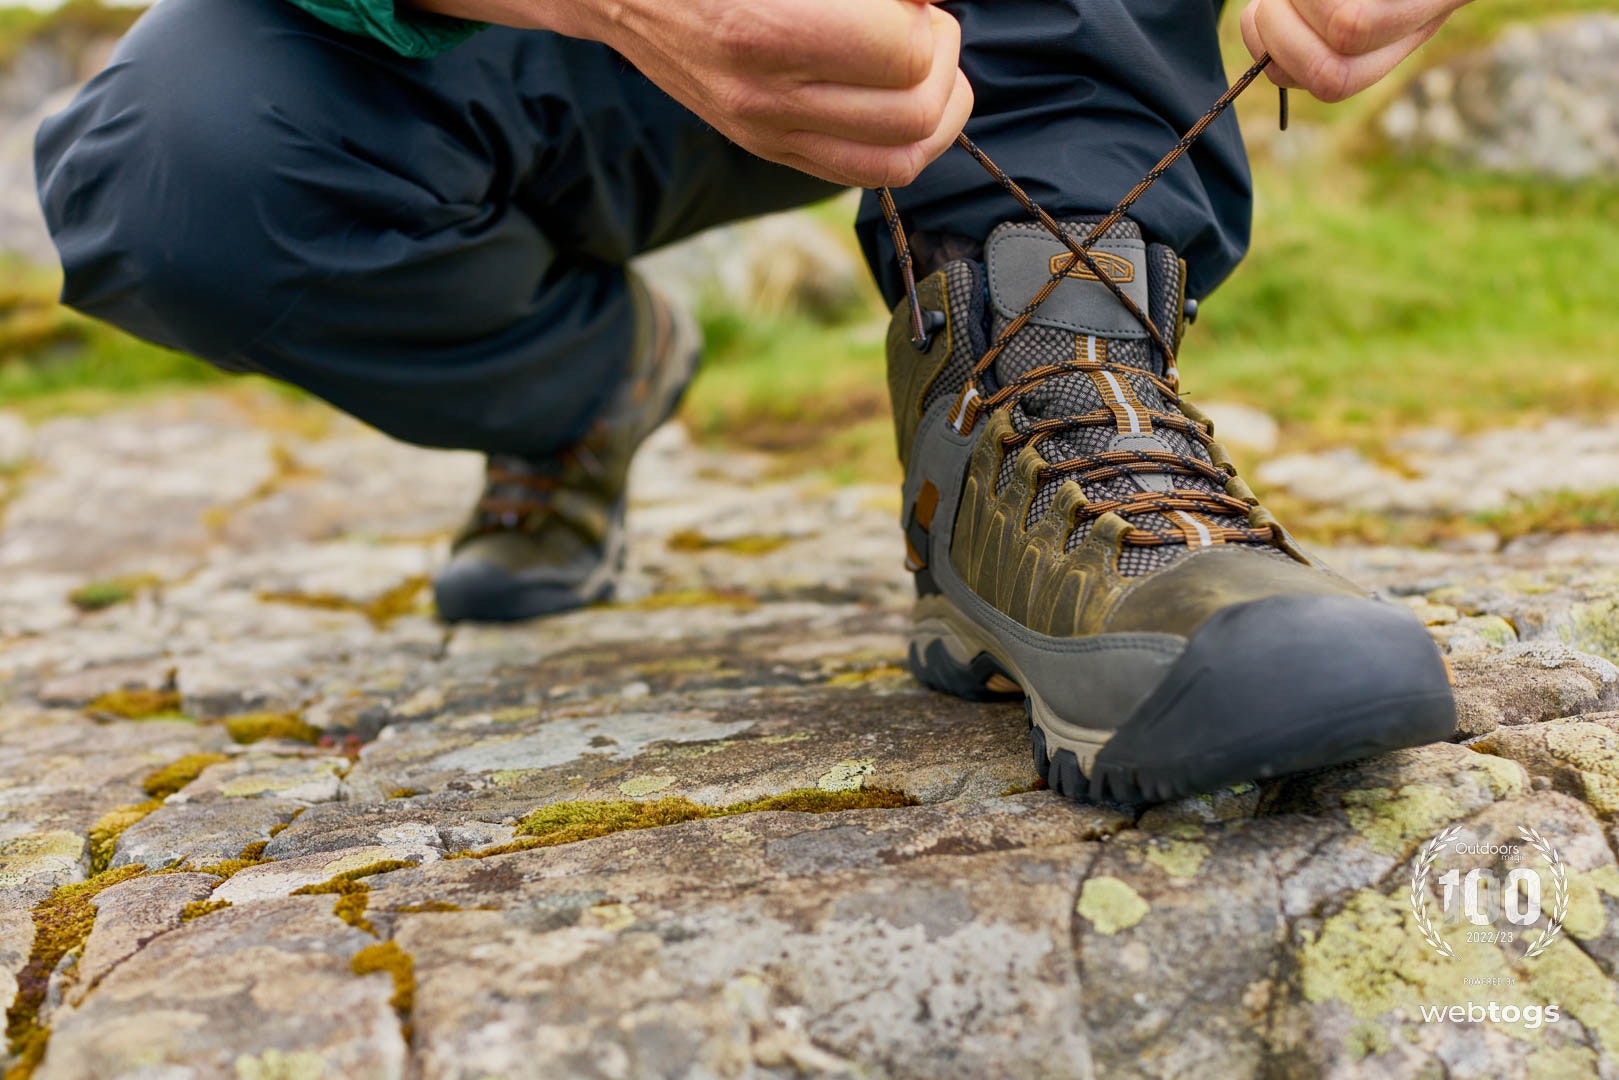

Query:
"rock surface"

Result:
[[1, 390, 1618, 1078], [1381, 15, 1619, 180]]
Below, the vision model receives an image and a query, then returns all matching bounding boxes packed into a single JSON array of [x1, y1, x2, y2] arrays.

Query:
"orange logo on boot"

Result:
[[1048, 251, 1135, 284]]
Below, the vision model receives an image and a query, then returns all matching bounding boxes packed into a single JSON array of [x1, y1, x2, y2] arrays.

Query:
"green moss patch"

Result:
[[293, 860, 420, 936], [223, 712, 320, 745], [179, 899, 231, 923], [4, 865, 145, 1078], [84, 688, 185, 721], [67, 573, 161, 613], [454, 788, 916, 859]]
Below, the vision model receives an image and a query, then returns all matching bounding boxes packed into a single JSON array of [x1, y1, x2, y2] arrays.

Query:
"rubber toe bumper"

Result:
[[433, 561, 611, 623], [1085, 593, 1457, 802]]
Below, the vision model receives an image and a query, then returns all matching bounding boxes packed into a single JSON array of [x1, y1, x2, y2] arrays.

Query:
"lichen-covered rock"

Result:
[[3, 389, 1619, 1077]]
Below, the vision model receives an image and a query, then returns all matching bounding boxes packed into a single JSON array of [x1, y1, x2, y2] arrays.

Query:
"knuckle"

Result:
[[1305, 53, 1355, 101], [896, 19, 934, 86], [880, 145, 928, 188], [712, 9, 773, 66], [894, 95, 942, 143], [1322, 0, 1376, 55], [713, 78, 768, 123]]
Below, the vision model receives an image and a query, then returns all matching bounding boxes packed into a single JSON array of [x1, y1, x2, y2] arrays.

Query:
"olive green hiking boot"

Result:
[[890, 220, 1456, 803], [434, 276, 699, 623]]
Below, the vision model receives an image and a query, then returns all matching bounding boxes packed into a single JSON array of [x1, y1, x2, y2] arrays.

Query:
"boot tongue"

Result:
[[980, 219, 1244, 562], [983, 219, 1160, 392]]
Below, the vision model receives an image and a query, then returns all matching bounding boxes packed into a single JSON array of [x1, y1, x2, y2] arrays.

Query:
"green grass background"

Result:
[[4, 1, 1617, 498]]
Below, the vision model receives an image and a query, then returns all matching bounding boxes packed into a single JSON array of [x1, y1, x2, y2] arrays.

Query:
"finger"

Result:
[[1252, 0, 1443, 102], [1290, 0, 1464, 57], [1241, 0, 1300, 90], [723, 0, 937, 90], [773, 7, 961, 145], [779, 69, 973, 188]]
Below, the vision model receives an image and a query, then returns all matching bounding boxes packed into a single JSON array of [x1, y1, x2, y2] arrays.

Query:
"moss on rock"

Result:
[[85, 688, 184, 721], [4, 865, 145, 1077], [351, 940, 415, 1040], [179, 899, 231, 923], [86, 801, 161, 875], [223, 712, 320, 746], [141, 753, 229, 799]]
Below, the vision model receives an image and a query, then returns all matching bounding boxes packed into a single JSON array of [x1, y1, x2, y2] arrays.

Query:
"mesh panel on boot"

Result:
[[921, 261, 989, 417], [984, 219, 1268, 573]]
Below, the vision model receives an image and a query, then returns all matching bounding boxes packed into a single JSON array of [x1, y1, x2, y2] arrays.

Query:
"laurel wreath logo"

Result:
[[1519, 825, 1568, 960], [1408, 824, 1568, 961], [1410, 824, 1462, 959]]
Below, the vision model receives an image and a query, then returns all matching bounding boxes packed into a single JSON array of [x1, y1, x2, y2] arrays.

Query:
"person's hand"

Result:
[[424, 0, 975, 187], [598, 0, 973, 187], [1240, 0, 1469, 102]]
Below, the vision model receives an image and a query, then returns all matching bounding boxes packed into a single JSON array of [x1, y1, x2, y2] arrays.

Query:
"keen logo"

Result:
[[1048, 251, 1135, 284]]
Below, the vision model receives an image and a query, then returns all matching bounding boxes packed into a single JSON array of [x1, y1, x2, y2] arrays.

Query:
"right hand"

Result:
[[579, 0, 974, 188]]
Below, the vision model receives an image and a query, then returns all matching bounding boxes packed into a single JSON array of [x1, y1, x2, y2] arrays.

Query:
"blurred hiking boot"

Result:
[[435, 276, 698, 622], [889, 219, 1456, 802]]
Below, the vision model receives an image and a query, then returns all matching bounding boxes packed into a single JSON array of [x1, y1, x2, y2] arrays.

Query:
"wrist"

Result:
[[406, 0, 621, 41]]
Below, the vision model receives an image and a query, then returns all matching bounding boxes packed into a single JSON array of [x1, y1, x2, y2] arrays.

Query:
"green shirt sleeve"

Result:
[[286, 0, 487, 58]]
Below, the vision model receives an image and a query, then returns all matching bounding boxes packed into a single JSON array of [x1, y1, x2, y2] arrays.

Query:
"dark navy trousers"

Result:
[[35, 0, 1249, 459]]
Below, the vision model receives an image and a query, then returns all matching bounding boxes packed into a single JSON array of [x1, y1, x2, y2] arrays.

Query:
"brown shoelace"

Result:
[[876, 55, 1286, 550]]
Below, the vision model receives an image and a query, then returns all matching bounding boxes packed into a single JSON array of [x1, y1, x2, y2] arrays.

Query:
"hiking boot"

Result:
[[434, 275, 699, 622], [888, 219, 1456, 802]]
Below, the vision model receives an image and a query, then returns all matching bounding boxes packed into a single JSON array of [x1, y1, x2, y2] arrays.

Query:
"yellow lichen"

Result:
[[351, 941, 415, 1040], [85, 688, 184, 721], [1342, 785, 1468, 857], [616, 589, 757, 611], [257, 576, 428, 628], [387, 788, 421, 800], [4, 866, 146, 1077], [179, 899, 231, 922], [395, 902, 461, 914], [454, 787, 917, 859], [815, 760, 876, 792], [232, 1048, 328, 1080], [1076, 876, 1149, 935], [223, 712, 320, 746], [1345, 1020, 1391, 1061], [824, 665, 910, 687], [1143, 839, 1210, 880], [617, 776, 676, 797], [142, 753, 229, 799], [1564, 864, 1619, 940], [665, 529, 792, 556]]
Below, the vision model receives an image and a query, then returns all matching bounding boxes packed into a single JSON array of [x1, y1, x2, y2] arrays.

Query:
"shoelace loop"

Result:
[[876, 56, 1285, 551]]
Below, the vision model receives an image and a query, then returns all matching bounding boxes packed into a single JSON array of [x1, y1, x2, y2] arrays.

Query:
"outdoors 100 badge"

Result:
[[1410, 824, 1568, 960]]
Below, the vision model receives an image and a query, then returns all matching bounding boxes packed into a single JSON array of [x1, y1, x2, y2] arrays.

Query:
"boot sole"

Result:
[[908, 592, 1456, 804]]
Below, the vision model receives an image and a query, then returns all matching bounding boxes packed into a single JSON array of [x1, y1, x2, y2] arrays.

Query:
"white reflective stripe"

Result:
[[1085, 335, 1099, 364], [1174, 511, 1214, 547], [1098, 369, 1143, 435], [952, 387, 980, 433]]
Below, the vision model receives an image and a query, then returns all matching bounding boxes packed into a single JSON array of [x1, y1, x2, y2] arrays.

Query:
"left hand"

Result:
[[1240, 0, 1469, 102]]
